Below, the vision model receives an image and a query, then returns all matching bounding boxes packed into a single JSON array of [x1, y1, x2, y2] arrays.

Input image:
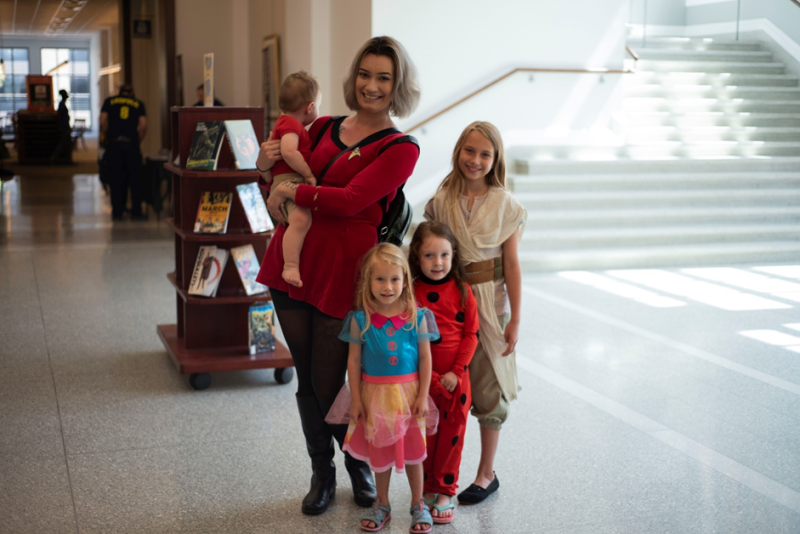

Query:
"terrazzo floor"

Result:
[[1, 145, 799, 533]]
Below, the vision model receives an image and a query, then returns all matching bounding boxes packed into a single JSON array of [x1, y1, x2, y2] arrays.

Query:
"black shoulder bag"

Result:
[[313, 117, 419, 246]]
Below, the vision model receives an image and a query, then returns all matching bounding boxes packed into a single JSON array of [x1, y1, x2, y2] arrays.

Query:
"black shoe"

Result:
[[301, 463, 336, 515], [130, 213, 148, 221], [296, 395, 337, 515], [112, 215, 124, 221], [332, 423, 377, 508], [345, 454, 377, 507], [457, 473, 499, 504]]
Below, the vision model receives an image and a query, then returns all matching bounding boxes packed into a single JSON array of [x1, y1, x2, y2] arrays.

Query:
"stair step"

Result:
[[513, 157, 800, 175], [510, 172, 800, 192], [635, 49, 773, 62], [629, 72, 799, 88], [630, 39, 762, 52], [519, 241, 800, 271], [624, 86, 800, 100], [624, 98, 800, 113], [628, 113, 800, 128], [523, 206, 800, 229], [620, 127, 800, 143], [515, 189, 800, 210], [636, 60, 785, 74], [524, 225, 800, 249], [513, 141, 800, 160]]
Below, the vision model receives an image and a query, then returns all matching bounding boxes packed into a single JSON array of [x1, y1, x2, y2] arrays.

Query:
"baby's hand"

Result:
[[413, 395, 428, 418], [440, 372, 458, 393], [305, 174, 317, 187], [349, 400, 366, 424]]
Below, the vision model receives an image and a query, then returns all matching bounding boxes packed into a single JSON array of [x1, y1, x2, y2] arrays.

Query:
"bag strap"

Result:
[[315, 117, 403, 184], [378, 135, 419, 213], [311, 115, 346, 151]]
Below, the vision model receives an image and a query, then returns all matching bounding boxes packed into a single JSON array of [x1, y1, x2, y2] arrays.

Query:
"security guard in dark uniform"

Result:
[[100, 83, 147, 220]]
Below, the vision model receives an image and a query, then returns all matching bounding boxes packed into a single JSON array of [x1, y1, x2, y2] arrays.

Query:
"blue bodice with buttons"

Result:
[[339, 308, 439, 377]]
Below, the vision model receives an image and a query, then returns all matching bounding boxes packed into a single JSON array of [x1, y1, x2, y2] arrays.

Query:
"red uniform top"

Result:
[[414, 275, 479, 387], [271, 114, 311, 177], [256, 116, 420, 318]]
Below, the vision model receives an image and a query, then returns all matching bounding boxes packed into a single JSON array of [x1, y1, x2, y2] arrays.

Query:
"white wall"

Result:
[[371, 0, 630, 209], [283, 0, 371, 117]]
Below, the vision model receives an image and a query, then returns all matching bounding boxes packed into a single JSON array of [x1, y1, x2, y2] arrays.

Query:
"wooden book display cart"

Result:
[[157, 106, 293, 390]]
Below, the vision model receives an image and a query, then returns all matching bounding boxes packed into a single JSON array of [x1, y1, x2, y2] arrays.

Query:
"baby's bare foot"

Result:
[[282, 266, 303, 287]]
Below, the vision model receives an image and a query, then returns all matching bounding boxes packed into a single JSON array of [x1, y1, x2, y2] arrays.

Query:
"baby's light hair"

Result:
[[436, 121, 507, 223], [354, 243, 417, 339], [279, 70, 320, 113]]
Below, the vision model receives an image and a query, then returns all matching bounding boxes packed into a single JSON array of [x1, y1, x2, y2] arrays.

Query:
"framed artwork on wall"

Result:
[[261, 34, 280, 138]]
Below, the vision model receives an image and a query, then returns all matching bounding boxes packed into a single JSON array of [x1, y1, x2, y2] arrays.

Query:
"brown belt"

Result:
[[464, 256, 503, 285]]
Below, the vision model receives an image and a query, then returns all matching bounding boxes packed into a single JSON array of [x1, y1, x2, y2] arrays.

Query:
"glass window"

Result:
[[41, 47, 92, 128], [0, 48, 31, 113]]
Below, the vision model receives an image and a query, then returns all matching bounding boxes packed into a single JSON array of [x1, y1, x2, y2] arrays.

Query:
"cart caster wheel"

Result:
[[275, 367, 294, 384], [189, 373, 211, 390]]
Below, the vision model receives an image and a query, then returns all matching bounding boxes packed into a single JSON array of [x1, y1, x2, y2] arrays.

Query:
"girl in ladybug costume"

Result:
[[409, 221, 479, 524]]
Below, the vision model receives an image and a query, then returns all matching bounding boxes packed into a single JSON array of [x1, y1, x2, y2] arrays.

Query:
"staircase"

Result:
[[513, 36, 800, 272]]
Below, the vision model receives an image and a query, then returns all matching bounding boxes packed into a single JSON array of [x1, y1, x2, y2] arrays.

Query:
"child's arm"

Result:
[[280, 133, 316, 186], [347, 319, 366, 424], [441, 287, 479, 391], [502, 227, 522, 356], [414, 329, 433, 418]]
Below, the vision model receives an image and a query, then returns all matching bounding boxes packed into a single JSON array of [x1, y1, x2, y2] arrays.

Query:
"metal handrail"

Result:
[[405, 50, 638, 135]]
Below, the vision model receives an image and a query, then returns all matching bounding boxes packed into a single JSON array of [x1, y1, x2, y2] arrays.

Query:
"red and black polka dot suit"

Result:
[[415, 275, 479, 497]]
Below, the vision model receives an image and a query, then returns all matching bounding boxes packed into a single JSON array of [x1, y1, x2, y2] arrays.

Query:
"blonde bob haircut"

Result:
[[354, 243, 417, 340], [436, 121, 507, 221], [343, 36, 420, 119]]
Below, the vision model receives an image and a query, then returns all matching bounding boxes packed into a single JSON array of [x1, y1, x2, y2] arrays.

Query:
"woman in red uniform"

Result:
[[254, 36, 421, 517]]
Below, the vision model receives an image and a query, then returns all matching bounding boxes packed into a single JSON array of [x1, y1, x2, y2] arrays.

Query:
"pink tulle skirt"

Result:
[[326, 378, 439, 474]]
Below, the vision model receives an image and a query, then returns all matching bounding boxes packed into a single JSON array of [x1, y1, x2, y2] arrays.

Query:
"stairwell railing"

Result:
[[405, 47, 639, 135]]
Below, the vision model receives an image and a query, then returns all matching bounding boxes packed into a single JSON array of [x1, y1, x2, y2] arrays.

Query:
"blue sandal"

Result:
[[409, 500, 433, 533], [361, 502, 391, 532], [431, 495, 455, 524], [422, 494, 437, 510]]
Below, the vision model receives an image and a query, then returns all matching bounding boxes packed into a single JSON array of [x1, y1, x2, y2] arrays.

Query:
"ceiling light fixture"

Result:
[[46, 60, 69, 76]]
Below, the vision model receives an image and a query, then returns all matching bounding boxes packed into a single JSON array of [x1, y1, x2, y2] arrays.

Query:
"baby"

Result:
[[268, 70, 322, 287]]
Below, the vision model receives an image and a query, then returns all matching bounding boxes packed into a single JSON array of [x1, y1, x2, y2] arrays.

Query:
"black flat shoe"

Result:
[[457, 473, 499, 504]]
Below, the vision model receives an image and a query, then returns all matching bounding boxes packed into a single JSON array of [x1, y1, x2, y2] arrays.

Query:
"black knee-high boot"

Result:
[[331, 423, 377, 507], [296, 395, 337, 515]]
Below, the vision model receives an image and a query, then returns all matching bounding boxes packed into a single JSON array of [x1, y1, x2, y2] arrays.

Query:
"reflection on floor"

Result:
[[2, 150, 799, 533]]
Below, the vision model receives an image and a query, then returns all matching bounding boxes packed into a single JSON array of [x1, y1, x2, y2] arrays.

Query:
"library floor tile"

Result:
[[0, 376, 64, 460], [0, 453, 77, 534]]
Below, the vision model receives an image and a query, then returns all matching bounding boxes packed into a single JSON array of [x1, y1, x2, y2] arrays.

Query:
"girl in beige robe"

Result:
[[424, 121, 526, 507]]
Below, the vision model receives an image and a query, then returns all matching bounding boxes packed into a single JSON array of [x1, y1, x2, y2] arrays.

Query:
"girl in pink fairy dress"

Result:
[[326, 243, 439, 533]]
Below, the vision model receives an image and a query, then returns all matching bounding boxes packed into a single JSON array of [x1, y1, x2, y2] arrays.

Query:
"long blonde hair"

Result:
[[354, 243, 417, 339], [436, 121, 507, 225]]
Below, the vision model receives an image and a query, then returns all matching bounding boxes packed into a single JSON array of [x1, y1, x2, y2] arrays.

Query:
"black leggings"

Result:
[[271, 289, 349, 413]]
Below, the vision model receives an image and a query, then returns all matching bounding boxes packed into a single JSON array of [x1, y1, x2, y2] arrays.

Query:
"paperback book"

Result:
[[249, 301, 277, 354], [236, 182, 273, 233], [231, 244, 268, 296], [194, 191, 233, 233], [224, 119, 260, 170], [186, 121, 225, 170], [188, 246, 229, 297]]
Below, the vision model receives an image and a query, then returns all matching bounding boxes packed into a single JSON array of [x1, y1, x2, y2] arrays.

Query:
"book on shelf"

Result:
[[235, 182, 273, 233], [188, 245, 229, 297], [231, 244, 269, 296], [194, 192, 233, 233], [186, 121, 225, 170], [224, 119, 260, 170], [249, 301, 277, 354]]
